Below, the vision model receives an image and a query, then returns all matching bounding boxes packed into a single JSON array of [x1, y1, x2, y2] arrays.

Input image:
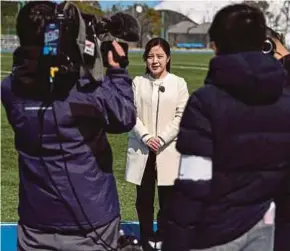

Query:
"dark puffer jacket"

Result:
[[1, 47, 136, 231], [163, 52, 290, 251]]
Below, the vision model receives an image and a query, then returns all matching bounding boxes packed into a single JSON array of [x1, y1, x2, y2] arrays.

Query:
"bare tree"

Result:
[[281, 0, 290, 34], [243, 0, 289, 37], [243, 0, 270, 13], [243, 0, 279, 28]]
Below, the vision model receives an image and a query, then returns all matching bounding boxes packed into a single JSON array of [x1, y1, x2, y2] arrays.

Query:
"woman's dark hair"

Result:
[[16, 1, 57, 46], [208, 4, 266, 54], [143, 37, 171, 73]]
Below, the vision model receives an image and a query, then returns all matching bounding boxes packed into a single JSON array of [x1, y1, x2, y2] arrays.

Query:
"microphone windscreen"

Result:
[[109, 12, 140, 42], [159, 86, 165, 92]]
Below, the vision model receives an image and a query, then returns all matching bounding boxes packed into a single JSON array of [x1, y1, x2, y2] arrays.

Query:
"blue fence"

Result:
[[176, 42, 206, 49], [1, 222, 157, 251], [0, 35, 213, 54]]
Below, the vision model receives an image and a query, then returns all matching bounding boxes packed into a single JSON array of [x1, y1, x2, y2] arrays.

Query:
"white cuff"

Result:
[[158, 136, 166, 147], [141, 134, 152, 145]]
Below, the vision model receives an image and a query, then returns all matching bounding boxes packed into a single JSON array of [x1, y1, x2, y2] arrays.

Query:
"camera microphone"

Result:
[[107, 12, 140, 42], [159, 86, 165, 93]]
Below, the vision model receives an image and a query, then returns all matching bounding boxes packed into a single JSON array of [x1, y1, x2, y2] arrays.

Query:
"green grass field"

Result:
[[1, 51, 213, 222]]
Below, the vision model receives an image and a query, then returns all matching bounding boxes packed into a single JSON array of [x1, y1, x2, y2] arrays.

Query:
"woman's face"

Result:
[[146, 45, 170, 78]]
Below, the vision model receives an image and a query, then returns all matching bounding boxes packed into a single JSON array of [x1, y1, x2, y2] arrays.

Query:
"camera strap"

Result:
[[70, 3, 104, 82]]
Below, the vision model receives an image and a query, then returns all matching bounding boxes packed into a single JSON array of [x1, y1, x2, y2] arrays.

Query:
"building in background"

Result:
[[154, 0, 290, 49], [167, 21, 211, 48], [1, 1, 289, 51]]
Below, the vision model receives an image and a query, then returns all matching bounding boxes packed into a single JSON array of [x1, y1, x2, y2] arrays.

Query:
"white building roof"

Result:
[[154, 0, 239, 24]]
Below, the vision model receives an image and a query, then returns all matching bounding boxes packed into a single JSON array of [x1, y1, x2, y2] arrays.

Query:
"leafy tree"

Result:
[[70, 1, 103, 16], [122, 4, 161, 46], [1, 1, 18, 16], [146, 8, 161, 36], [111, 4, 122, 14], [1, 2, 19, 34]]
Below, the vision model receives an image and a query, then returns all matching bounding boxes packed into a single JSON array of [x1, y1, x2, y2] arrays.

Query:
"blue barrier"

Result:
[[1, 222, 157, 251], [1, 224, 16, 251], [1, 48, 213, 54], [176, 43, 205, 49]]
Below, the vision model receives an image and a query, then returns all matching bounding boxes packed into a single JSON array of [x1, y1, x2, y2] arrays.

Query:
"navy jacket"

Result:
[[163, 52, 290, 251], [1, 47, 136, 231]]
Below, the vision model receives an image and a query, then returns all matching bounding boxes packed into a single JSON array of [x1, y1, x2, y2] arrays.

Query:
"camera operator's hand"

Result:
[[108, 41, 126, 68]]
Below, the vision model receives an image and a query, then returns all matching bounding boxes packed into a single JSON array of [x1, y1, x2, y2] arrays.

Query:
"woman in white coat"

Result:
[[125, 38, 189, 251]]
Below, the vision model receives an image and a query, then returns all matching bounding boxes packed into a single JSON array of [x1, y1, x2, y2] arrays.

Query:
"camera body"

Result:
[[39, 2, 136, 83]]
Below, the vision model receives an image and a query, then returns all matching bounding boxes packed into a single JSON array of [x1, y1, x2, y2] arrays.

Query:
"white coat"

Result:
[[125, 73, 189, 185]]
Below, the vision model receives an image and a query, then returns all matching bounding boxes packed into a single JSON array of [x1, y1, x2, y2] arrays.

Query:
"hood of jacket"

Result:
[[206, 52, 288, 105]]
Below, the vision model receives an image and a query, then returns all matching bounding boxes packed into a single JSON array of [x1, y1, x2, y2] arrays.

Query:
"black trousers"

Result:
[[135, 151, 173, 246]]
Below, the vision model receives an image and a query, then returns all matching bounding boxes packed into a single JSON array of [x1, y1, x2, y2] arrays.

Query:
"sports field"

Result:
[[1, 51, 213, 222]]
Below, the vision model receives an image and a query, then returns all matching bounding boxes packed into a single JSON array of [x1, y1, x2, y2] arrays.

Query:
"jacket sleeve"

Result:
[[131, 77, 152, 144], [158, 78, 189, 145], [163, 92, 214, 251], [1, 76, 12, 123], [274, 172, 290, 251], [93, 68, 136, 133]]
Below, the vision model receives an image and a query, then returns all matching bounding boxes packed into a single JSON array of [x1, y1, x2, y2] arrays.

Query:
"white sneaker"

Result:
[[147, 240, 162, 250], [155, 241, 162, 250], [148, 240, 155, 249]]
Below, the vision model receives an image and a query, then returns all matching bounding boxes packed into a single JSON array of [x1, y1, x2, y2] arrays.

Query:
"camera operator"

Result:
[[1, 2, 136, 251]]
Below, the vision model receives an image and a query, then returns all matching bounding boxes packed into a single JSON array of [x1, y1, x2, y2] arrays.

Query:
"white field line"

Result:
[[1, 70, 11, 74]]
